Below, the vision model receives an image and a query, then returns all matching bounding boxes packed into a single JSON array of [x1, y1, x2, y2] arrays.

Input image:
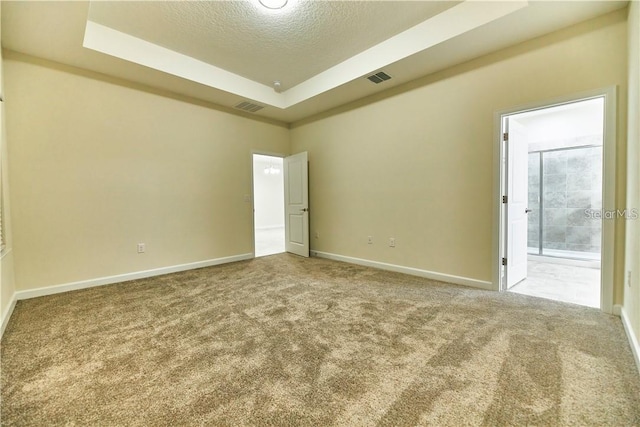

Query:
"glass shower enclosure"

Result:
[[527, 144, 602, 261]]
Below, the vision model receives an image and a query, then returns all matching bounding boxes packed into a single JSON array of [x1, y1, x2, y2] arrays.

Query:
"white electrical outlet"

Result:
[[137, 243, 146, 253], [368, 236, 373, 244], [389, 237, 396, 247], [315, 231, 320, 239]]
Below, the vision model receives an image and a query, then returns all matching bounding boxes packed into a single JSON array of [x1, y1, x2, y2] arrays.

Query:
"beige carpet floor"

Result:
[[2, 254, 639, 426]]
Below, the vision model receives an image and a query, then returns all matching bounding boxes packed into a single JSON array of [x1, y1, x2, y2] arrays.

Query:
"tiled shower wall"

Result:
[[528, 139, 602, 256]]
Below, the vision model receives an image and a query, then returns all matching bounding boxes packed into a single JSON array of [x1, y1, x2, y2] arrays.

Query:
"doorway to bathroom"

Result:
[[501, 97, 606, 308], [253, 154, 285, 257]]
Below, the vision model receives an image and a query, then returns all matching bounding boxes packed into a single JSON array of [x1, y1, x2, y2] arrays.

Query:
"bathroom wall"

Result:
[[253, 155, 285, 230]]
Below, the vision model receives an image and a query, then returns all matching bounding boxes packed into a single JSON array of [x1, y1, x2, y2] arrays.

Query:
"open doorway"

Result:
[[253, 154, 285, 257], [500, 97, 605, 308]]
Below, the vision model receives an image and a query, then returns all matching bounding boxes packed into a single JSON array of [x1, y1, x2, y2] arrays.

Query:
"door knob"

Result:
[[300, 208, 309, 212], [525, 208, 533, 213]]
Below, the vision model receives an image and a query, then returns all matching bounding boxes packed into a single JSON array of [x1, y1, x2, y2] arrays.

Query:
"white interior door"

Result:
[[506, 118, 529, 288], [284, 152, 309, 257]]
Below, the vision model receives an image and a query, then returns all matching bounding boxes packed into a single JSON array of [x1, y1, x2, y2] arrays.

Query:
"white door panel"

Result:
[[284, 152, 309, 257], [506, 118, 529, 288]]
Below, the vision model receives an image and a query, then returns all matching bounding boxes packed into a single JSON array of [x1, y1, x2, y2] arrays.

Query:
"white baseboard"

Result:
[[1, 247, 13, 260], [15, 253, 254, 301], [1, 292, 17, 339], [311, 250, 494, 291], [613, 304, 622, 316], [620, 306, 640, 375]]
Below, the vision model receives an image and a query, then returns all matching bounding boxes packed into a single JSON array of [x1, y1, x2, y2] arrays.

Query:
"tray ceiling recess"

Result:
[[83, 0, 528, 111], [3, 1, 628, 122]]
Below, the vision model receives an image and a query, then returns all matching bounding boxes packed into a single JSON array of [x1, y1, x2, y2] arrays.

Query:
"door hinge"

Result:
[[503, 132, 509, 142], [502, 257, 507, 266], [502, 195, 508, 204]]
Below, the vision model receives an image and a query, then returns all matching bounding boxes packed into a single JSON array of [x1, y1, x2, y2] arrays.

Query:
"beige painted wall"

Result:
[[0, 4, 17, 328], [291, 10, 628, 299], [1, 99, 17, 323], [4, 52, 290, 291], [624, 1, 640, 351]]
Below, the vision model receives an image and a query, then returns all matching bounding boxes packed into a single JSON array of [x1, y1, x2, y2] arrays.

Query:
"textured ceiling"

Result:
[[87, 1, 459, 91], [1, 1, 629, 124]]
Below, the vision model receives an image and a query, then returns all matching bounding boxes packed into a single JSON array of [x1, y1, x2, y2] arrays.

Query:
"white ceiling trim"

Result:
[[83, 0, 528, 111], [83, 21, 285, 108], [284, 0, 529, 107]]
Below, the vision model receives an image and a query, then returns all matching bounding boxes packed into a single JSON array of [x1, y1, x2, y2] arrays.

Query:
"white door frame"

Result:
[[492, 86, 617, 314], [251, 150, 286, 258]]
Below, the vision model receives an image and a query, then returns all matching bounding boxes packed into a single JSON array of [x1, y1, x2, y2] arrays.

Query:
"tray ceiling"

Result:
[[1, 1, 629, 124]]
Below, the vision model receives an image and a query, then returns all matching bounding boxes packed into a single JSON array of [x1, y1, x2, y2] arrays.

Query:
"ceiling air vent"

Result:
[[234, 101, 265, 113], [366, 71, 392, 84]]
